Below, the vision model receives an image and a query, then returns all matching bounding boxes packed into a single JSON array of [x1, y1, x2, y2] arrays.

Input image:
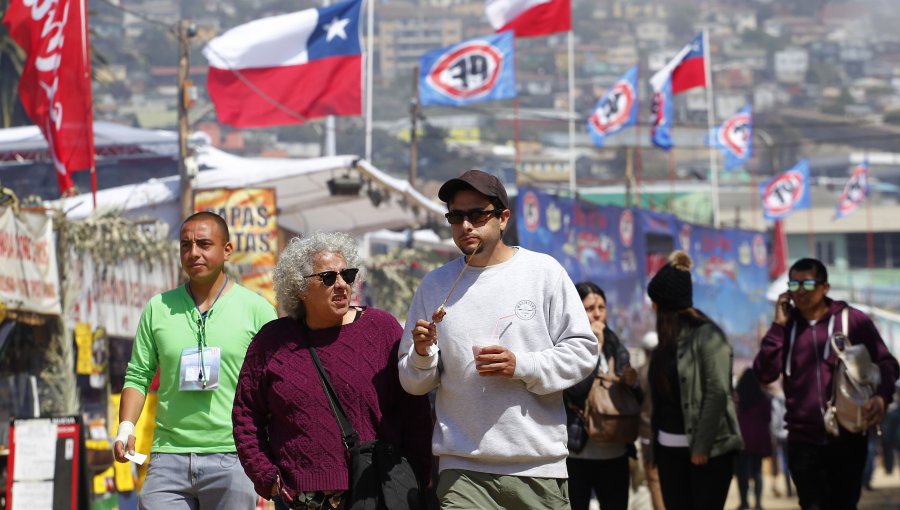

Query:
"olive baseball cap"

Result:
[[438, 169, 509, 210]]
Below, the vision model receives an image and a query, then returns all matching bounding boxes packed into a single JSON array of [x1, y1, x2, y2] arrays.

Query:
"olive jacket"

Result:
[[648, 322, 743, 463]]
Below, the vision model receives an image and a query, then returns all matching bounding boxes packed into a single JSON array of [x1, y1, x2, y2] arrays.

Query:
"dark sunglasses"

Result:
[[303, 268, 359, 286], [445, 208, 503, 225], [787, 279, 820, 292]]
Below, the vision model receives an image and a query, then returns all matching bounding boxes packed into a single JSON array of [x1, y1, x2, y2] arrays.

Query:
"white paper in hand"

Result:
[[124, 451, 147, 465]]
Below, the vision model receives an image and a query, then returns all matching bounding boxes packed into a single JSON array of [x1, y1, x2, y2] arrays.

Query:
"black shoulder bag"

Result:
[[307, 346, 422, 510]]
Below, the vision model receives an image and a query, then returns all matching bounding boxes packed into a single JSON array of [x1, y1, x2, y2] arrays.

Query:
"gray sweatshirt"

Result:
[[399, 247, 598, 478]]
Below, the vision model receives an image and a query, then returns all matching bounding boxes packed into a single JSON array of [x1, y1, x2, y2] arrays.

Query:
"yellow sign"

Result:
[[194, 188, 278, 305]]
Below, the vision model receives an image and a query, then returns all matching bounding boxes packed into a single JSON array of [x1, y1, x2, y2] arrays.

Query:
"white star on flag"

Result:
[[323, 16, 350, 42]]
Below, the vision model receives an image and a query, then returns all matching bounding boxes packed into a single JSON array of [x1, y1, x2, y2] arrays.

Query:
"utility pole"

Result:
[[409, 65, 420, 189], [177, 20, 197, 222]]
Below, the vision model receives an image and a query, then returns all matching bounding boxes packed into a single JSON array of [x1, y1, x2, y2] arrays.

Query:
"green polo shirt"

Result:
[[124, 283, 277, 452]]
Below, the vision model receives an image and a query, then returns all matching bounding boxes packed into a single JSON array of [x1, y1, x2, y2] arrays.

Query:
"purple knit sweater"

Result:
[[233, 307, 432, 498]]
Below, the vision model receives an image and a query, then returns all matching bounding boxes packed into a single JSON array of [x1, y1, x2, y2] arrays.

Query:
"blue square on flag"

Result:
[[419, 32, 516, 107], [308, 0, 362, 59]]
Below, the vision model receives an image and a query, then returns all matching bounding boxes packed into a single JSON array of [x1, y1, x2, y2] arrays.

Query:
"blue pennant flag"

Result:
[[834, 162, 870, 220], [759, 160, 811, 220], [650, 79, 673, 150], [586, 66, 639, 147], [706, 105, 753, 171], [419, 32, 516, 107]]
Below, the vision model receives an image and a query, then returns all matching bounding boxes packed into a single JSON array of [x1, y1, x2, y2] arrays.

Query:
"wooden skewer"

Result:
[[432, 241, 481, 323]]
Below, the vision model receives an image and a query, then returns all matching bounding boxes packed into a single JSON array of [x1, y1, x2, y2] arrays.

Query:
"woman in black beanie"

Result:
[[645, 251, 743, 510]]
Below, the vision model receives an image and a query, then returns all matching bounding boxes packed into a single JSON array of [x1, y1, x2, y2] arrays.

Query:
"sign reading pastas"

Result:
[[0, 207, 61, 315], [194, 188, 278, 305]]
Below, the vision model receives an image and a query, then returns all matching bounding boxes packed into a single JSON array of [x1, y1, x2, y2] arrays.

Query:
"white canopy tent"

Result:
[[46, 143, 446, 237]]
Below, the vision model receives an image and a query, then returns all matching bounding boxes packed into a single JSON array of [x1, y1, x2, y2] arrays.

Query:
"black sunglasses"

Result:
[[787, 279, 821, 292], [303, 268, 359, 286], [445, 208, 503, 225]]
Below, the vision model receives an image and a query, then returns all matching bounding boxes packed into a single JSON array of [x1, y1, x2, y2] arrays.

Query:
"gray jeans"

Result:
[[139, 452, 257, 510]]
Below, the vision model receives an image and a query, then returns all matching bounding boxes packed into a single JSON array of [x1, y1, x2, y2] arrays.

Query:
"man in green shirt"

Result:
[[113, 211, 277, 509]]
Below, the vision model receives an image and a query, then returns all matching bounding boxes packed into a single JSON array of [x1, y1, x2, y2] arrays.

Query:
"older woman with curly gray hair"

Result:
[[232, 231, 432, 510]]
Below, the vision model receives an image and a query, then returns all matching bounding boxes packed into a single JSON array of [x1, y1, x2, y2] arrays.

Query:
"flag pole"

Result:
[[513, 38, 520, 176], [322, 0, 335, 157], [634, 67, 642, 207], [807, 208, 815, 256], [409, 65, 419, 189], [567, 30, 576, 197], [866, 172, 874, 270], [703, 27, 720, 227], [364, 0, 374, 162]]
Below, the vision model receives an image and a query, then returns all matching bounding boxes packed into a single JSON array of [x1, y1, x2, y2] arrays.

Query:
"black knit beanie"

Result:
[[647, 251, 693, 311]]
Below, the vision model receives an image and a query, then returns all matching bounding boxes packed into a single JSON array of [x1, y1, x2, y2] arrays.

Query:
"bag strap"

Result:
[[308, 346, 360, 450]]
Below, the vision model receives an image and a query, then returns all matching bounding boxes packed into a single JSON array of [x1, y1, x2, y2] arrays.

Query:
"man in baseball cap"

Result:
[[399, 169, 597, 509], [437, 168, 509, 211]]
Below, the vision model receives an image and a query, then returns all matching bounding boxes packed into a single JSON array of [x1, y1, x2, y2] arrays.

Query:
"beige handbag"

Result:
[[581, 357, 641, 444]]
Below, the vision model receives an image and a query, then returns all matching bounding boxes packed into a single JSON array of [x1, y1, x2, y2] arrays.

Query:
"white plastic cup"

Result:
[[472, 334, 499, 372]]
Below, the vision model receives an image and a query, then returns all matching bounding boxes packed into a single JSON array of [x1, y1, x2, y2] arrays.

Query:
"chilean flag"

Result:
[[486, 0, 571, 38], [650, 33, 706, 96], [204, 0, 362, 128]]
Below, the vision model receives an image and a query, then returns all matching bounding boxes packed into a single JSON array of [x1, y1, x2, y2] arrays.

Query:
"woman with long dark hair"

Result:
[[645, 251, 743, 509], [564, 282, 638, 510]]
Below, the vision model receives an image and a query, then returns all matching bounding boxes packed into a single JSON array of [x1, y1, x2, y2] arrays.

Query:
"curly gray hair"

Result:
[[273, 231, 363, 319]]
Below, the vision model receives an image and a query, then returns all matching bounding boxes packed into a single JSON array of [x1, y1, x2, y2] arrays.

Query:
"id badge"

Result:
[[179, 346, 221, 391]]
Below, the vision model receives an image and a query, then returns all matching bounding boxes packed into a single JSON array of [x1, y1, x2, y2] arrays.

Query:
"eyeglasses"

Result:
[[303, 268, 359, 286], [787, 279, 821, 292], [445, 208, 503, 225]]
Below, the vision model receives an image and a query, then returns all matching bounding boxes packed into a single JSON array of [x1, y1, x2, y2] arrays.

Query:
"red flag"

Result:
[[3, 0, 96, 197], [486, 0, 571, 38], [770, 220, 788, 279]]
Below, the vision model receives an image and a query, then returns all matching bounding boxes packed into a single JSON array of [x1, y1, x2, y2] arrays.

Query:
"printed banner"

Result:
[[516, 187, 769, 358], [67, 254, 179, 338], [194, 188, 277, 305], [419, 32, 516, 107], [0, 207, 60, 315]]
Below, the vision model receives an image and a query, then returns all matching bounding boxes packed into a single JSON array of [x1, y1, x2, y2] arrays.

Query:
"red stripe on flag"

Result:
[[671, 56, 706, 95], [498, 0, 570, 38], [207, 55, 362, 128]]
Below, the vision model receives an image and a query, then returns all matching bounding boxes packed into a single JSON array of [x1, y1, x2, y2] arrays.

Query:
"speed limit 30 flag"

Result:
[[834, 162, 870, 220], [759, 160, 811, 221], [419, 32, 516, 107], [706, 105, 752, 171], [586, 65, 638, 147]]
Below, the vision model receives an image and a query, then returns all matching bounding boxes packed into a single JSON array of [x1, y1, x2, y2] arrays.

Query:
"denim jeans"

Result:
[[139, 452, 257, 510]]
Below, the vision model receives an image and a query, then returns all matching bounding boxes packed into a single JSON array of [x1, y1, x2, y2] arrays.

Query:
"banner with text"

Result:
[[0, 207, 60, 315], [194, 188, 277, 305], [67, 253, 179, 338], [516, 187, 769, 357]]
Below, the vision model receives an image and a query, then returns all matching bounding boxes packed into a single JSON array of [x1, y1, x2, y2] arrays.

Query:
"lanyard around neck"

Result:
[[186, 275, 228, 346]]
